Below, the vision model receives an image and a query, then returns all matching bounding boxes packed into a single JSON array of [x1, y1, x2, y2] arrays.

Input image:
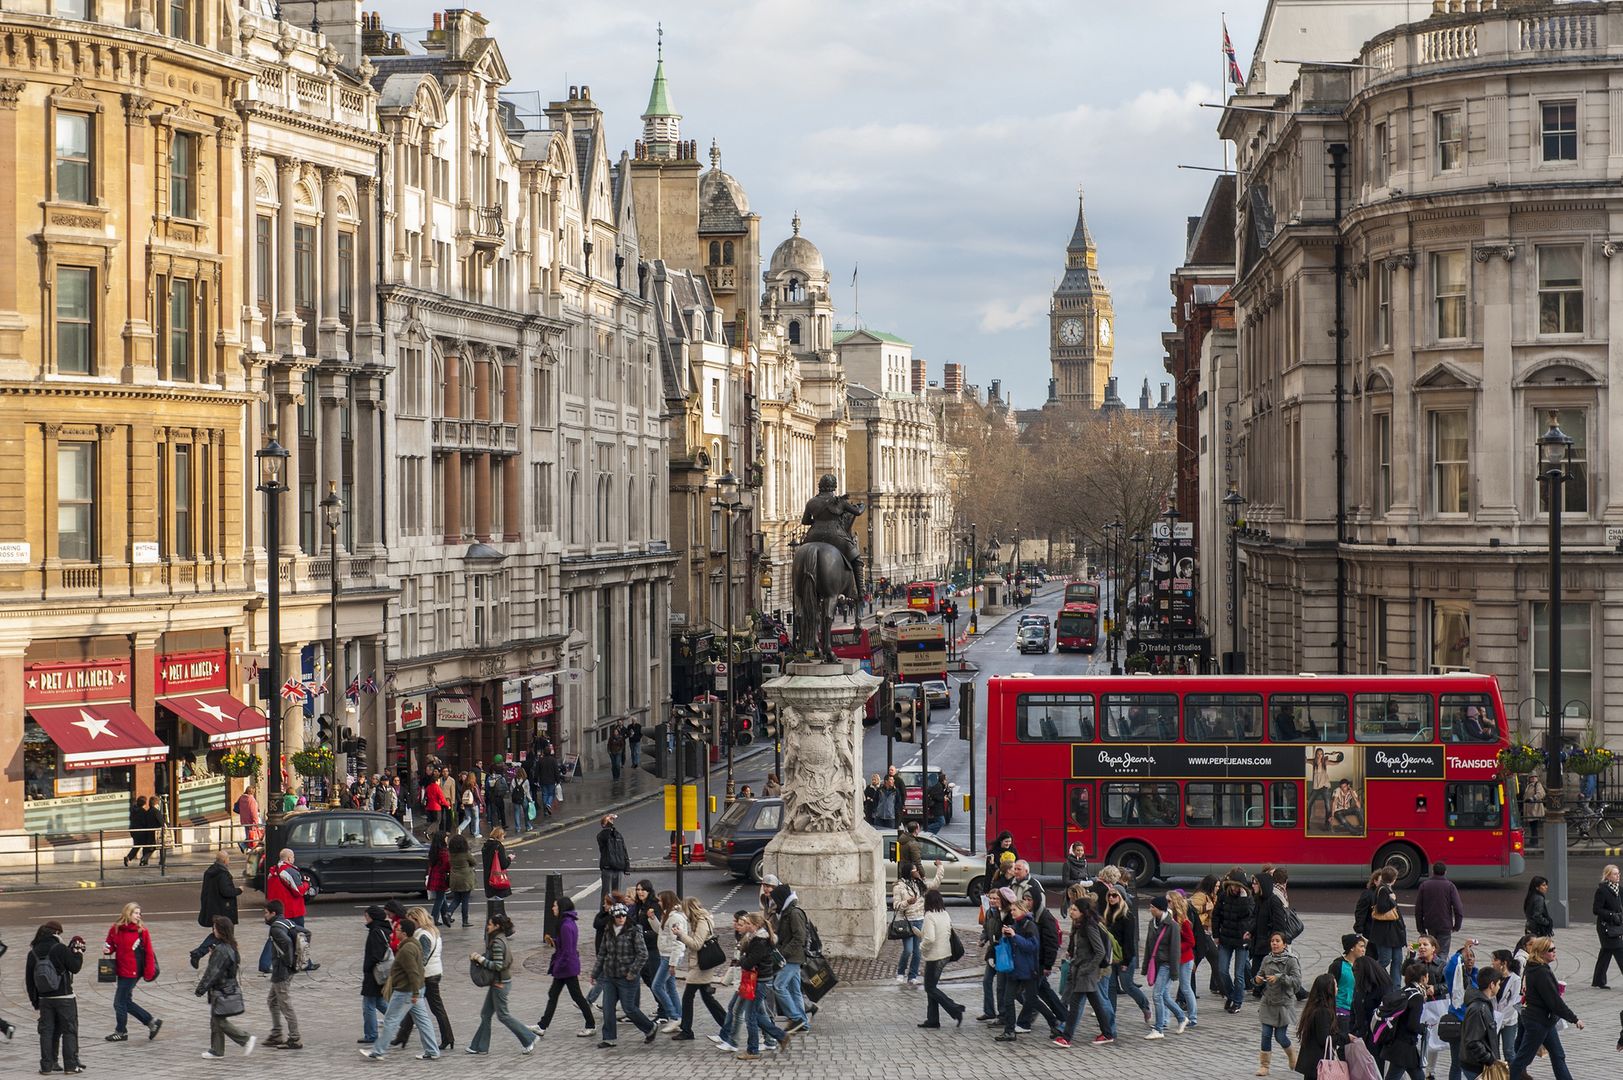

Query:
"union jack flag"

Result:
[[362, 673, 379, 694], [279, 678, 307, 702], [345, 677, 361, 702], [1224, 19, 1246, 90]]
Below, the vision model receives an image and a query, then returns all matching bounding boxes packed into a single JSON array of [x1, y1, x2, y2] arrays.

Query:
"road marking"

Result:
[[570, 880, 601, 904], [711, 882, 743, 914]]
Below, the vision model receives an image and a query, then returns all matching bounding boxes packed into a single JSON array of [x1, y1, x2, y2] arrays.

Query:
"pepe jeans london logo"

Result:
[[1364, 745, 1444, 780], [1096, 749, 1157, 773]]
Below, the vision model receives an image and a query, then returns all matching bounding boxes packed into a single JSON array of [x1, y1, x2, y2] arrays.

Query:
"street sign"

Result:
[[1608, 525, 1623, 546], [756, 639, 780, 655], [663, 784, 699, 830], [713, 662, 729, 676]]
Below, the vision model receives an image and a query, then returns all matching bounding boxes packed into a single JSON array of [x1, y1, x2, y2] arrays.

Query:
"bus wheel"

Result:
[[1374, 843, 1425, 890], [1109, 842, 1158, 883]]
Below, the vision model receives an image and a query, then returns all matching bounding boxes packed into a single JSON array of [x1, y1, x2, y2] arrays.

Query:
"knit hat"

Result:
[[997, 887, 1018, 904], [1149, 894, 1169, 912], [1342, 933, 1365, 952], [610, 903, 629, 916]]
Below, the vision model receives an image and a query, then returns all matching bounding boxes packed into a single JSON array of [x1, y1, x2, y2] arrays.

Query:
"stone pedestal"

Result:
[[981, 575, 1008, 615], [762, 660, 886, 959]]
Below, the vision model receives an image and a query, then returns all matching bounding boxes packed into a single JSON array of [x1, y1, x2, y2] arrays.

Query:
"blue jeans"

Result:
[[774, 962, 808, 1027], [540, 784, 556, 812], [745, 995, 787, 1054], [113, 975, 153, 1033], [1261, 1022, 1292, 1050], [1376, 943, 1403, 987], [1176, 959, 1197, 1023], [600, 976, 652, 1043], [610, 752, 624, 780], [431, 889, 449, 924], [467, 982, 535, 1052], [982, 964, 998, 1015], [361, 994, 386, 1042], [927, 816, 947, 834], [630, 742, 641, 767], [1062, 989, 1115, 1040], [718, 992, 743, 1045], [651, 958, 681, 1022], [896, 920, 923, 979], [1151, 965, 1186, 1032], [1511, 1018, 1572, 1080], [1110, 964, 1151, 1018], [1218, 945, 1250, 1009], [369, 990, 438, 1057]]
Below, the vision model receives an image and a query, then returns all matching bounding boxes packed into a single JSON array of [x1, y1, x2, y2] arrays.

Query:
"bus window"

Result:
[[1354, 693, 1434, 742], [1269, 782, 1299, 828], [1101, 782, 1179, 826], [1102, 694, 1179, 741], [1446, 782, 1502, 828], [1185, 782, 1265, 828], [1184, 694, 1264, 742], [1016, 694, 1095, 741], [1269, 694, 1349, 743], [1440, 695, 1500, 744], [1068, 786, 1091, 829]]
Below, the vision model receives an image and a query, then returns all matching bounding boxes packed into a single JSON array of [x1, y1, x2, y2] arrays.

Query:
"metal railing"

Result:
[[3, 822, 251, 887]]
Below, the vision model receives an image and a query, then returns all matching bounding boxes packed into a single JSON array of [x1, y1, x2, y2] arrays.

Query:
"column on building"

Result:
[[319, 166, 345, 359]]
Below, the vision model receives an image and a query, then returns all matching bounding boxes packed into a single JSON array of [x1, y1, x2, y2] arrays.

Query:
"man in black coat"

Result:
[[535, 748, 560, 818], [1015, 903, 1065, 1036], [26, 920, 85, 1074], [197, 850, 241, 927], [359, 906, 392, 1045], [597, 814, 630, 898]]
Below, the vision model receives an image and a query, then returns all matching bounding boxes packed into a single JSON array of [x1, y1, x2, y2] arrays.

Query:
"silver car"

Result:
[[883, 832, 988, 903], [920, 679, 950, 709]]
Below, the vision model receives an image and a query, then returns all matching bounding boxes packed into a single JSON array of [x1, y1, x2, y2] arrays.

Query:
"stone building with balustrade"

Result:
[[1222, 0, 1623, 744]]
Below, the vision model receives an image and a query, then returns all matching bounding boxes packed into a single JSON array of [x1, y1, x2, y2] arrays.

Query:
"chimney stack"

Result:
[[1160, 382, 1170, 405], [911, 357, 926, 395], [942, 362, 963, 395]]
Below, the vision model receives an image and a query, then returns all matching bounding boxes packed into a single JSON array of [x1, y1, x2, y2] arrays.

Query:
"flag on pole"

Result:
[[345, 677, 361, 702], [280, 678, 307, 702], [851, 263, 858, 287], [1223, 19, 1246, 89], [362, 673, 379, 694]]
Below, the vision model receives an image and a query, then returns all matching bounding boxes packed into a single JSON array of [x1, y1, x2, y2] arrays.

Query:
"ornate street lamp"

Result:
[[1537, 410, 1575, 928], [714, 471, 745, 804], [1223, 483, 1247, 674], [255, 437, 290, 825], [321, 481, 345, 808]]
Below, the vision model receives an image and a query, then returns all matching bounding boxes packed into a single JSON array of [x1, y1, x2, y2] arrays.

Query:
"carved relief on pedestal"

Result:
[[780, 694, 857, 834]]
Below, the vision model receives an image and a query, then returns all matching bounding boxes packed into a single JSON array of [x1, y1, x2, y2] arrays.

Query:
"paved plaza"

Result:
[[1, 904, 1616, 1079]]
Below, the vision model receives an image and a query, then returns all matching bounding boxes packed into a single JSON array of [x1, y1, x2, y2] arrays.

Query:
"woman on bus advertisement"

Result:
[[1303, 746, 1365, 839]]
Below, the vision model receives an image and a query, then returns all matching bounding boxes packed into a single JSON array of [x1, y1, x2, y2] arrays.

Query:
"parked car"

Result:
[[247, 809, 428, 897], [920, 679, 950, 710], [895, 766, 956, 825], [705, 796, 783, 882], [883, 831, 986, 903], [1018, 623, 1050, 654]]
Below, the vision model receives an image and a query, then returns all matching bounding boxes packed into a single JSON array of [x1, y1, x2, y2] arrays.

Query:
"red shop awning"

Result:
[[28, 703, 168, 770], [160, 692, 269, 747]]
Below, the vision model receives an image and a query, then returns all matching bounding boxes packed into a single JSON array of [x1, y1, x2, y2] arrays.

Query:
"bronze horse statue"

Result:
[[792, 541, 860, 663]]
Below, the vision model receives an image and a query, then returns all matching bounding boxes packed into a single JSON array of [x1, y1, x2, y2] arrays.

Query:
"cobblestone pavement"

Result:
[[1, 903, 1616, 1078]]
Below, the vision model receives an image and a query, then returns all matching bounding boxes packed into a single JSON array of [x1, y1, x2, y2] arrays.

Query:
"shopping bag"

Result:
[[1344, 1036, 1383, 1080], [801, 953, 839, 1002]]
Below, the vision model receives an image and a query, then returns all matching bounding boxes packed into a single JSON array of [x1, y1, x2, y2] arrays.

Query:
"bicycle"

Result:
[[1567, 800, 1618, 844]]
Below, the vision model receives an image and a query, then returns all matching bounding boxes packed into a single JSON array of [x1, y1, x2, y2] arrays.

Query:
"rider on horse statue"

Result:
[[801, 473, 865, 592]]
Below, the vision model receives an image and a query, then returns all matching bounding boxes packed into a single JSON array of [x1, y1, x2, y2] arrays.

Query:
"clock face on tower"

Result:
[[1058, 318, 1085, 346], [1098, 317, 1112, 346]]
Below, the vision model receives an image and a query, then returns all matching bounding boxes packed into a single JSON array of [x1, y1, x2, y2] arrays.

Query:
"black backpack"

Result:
[[1371, 987, 1417, 1047], [803, 911, 823, 957], [32, 948, 64, 995]]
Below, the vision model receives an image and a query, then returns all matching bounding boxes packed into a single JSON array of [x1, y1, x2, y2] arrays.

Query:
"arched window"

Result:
[[708, 241, 721, 265], [723, 240, 734, 266], [788, 320, 801, 346], [787, 277, 804, 302]]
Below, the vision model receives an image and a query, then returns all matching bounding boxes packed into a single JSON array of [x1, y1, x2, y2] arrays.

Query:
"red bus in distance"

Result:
[[985, 673, 1521, 889], [831, 625, 881, 720], [905, 581, 946, 615], [1063, 580, 1100, 606], [1056, 602, 1099, 652]]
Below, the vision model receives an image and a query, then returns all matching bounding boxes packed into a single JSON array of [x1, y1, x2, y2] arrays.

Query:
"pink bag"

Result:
[[1317, 1036, 1351, 1080], [1343, 1036, 1382, 1080]]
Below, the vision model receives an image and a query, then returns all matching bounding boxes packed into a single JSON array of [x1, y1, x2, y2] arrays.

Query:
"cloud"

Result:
[[977, 295, 1051, 334]]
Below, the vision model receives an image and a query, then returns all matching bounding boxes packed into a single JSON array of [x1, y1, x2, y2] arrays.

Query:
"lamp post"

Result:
[[1129, 531, 1145, 647], [1538, 411, 1574, 928], [1223, 483, 1247, 674], [714, 471, 744, 805], [321, 481, 344, 808], [255, 438, 290, 826], [968, 522, 978, 635], [1106, 521, 1122, 673]]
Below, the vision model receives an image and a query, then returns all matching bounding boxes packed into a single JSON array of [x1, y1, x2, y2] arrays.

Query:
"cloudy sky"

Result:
[[388, 0, 1269, 409]]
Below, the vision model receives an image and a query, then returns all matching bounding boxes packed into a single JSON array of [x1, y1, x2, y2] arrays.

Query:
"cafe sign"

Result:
[[25, 658, 131, 705], [396, 695, 427, 732], [155, 649, 228, 696]]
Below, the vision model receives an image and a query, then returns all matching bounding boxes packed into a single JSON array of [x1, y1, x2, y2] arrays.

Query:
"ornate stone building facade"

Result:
[[1221, 1, 1623, 739]]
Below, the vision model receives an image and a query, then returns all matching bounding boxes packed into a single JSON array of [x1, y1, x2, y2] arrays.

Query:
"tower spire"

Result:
[[641, 25, 680, 158], [1069, 185, 1094, 250]]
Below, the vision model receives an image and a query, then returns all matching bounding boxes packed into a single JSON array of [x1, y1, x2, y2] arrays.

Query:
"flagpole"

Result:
[[1221, 13, 1230, 175]]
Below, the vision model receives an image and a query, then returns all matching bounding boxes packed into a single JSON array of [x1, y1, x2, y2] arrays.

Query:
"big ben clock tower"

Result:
[[1049, 187, 1114, 408]]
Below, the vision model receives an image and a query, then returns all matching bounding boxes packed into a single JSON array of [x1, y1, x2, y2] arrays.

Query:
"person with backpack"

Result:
[[1253, 931, 1301, 1074], [262, 849, 317, 973], [481, 827, 512, 919], [1458, 965, 1502, 1080], [509, 770, 531, 833], [262, 901, 304, 1049], [195, 916, 254, 1058], [465, 913, 535, 1055], [1214, 869, 1256, 1014], [26, 920, 85, 1074], [1055, 895, 1115, 1047], [1507, 936, 1581, 1080], [769, 882, 817, 1033], [359, 907, 391, 1045], [1103, 880, 1152, 1027], [1376, 962, 1432, 1080], [1428, 939, 1477, 1080], [918, 888, 965, 1029], [483, 764, 509, 833], [103, 902, 161, 1043]]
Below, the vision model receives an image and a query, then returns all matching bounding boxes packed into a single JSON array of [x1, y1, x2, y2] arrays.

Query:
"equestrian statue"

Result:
[[792, 474, 866, 662]]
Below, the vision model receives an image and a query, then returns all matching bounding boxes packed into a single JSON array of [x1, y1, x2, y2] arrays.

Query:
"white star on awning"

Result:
[[199, 701, 230, 725], [72, 710, 113, 739]]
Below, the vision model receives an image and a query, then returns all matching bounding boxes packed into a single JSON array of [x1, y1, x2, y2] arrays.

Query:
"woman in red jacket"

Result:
[[104, 902, 161, 1042], [426, 832, 452, 927], [1169, 892, 1199, 1028]]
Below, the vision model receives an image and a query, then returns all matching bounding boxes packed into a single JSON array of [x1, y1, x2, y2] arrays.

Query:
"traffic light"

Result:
[[957, 681, 976, 742], [878, 681, 896, 736], [762, 701, 780, 740], [896, 697, 916, 743], [733, 712, 754, 746], [316, 713, 334, 746], [676, 705, 706, 740]]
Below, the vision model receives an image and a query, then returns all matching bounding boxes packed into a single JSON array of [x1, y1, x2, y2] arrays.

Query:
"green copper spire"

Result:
[[644, 23, 676, 118]]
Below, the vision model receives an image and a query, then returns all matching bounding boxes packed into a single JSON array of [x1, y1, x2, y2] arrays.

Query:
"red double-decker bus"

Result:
[[984, 673, 1522, 888], [831, 625, 882, 720], [1063, 580, 1100, 606], [905, 581, 946, 614], [1055, 602, 1099, 652]]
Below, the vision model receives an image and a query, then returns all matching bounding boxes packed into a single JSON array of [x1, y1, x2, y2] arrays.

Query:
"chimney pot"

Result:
[[581, 85, 591, 100], [433, 12, 442, 29]]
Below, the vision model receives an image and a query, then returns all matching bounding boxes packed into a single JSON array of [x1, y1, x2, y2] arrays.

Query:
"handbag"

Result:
[[470, 958, 496, 987], [1317, 1036, 1351, 1080], [97, 955, 117, 983], [1436, 1012, 1463, 1043], [993, 938, 1014, 974], [1281, 905, 1305, 942], [801, 953, 838, 1002], [887, 915, 913, 941], [210, 980, 245, 1017], [1343, 1035, 1383, 1080], [697, 936, 727, 971], [738, 968, 758, 1000], [948, 928, 965, 963], [487, 861, 510, 891]]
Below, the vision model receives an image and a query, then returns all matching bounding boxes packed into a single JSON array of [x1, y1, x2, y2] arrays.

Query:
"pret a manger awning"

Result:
[[28, 702, 168, 770], [160, 691, 268, 747]]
